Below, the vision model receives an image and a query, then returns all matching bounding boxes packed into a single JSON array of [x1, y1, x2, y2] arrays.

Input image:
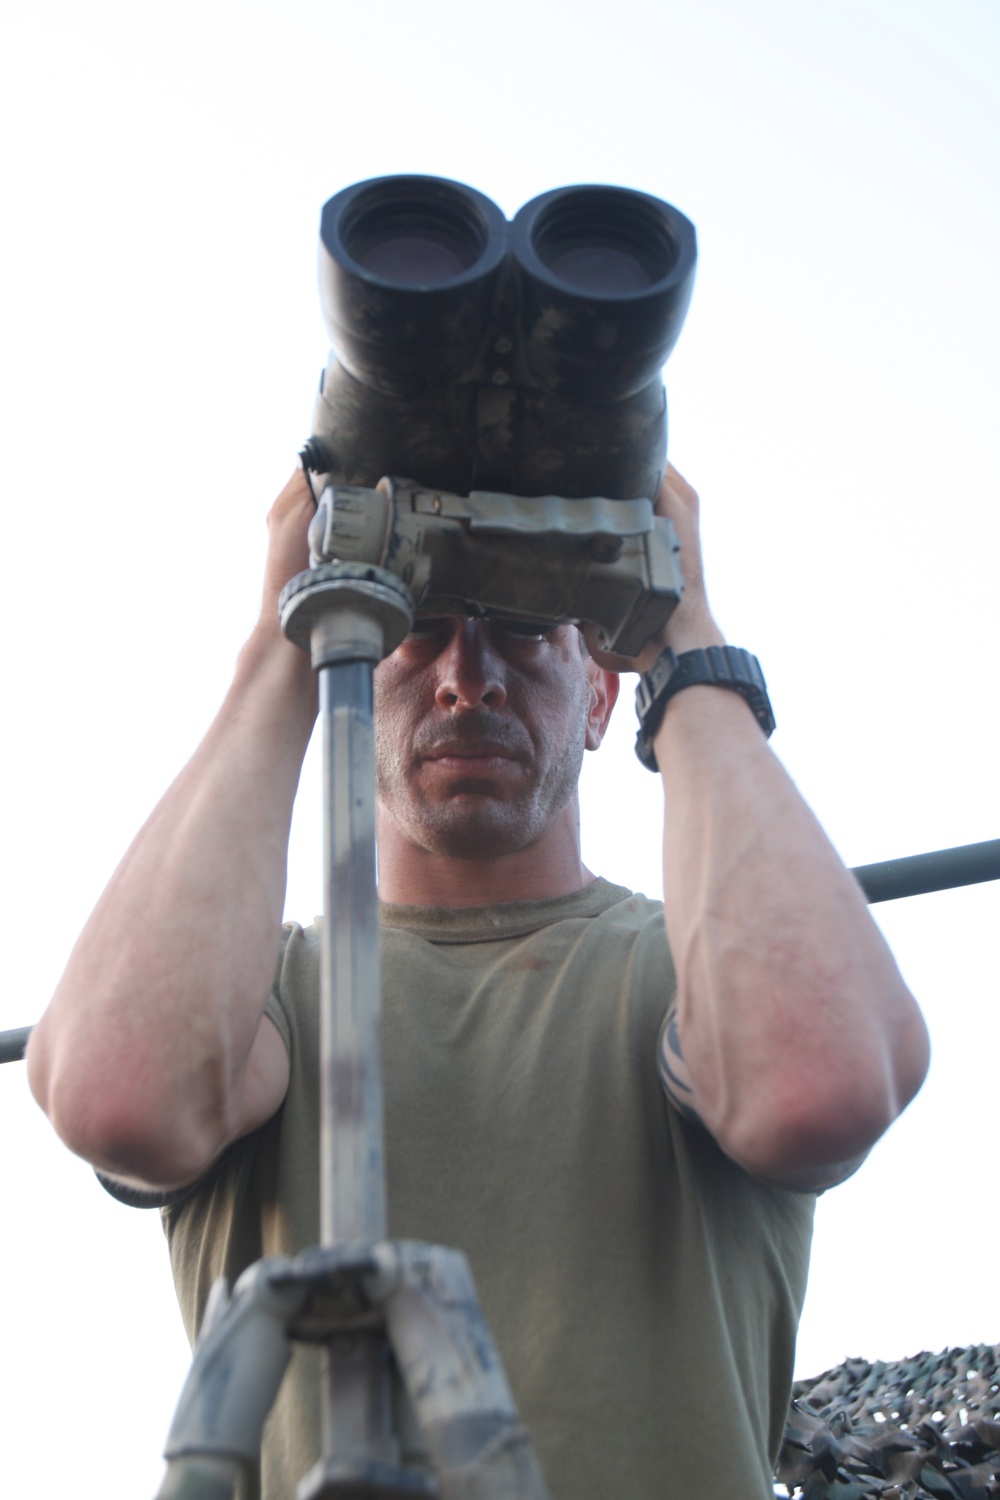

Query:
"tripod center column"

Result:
[[320, 657, 384, 1244], [280, 563, 414, 1245]]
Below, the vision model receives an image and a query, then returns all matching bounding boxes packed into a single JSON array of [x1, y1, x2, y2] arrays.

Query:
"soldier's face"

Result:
[[374, 617, 610, 860]]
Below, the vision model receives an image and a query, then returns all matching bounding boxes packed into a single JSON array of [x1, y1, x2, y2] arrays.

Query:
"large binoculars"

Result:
[[304, 174, 697, 502]]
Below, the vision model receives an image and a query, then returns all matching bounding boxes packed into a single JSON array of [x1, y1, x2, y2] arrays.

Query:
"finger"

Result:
[[665, 460, 697, 498], [267, 468, 315, 530], [657, 464, 700, 522]]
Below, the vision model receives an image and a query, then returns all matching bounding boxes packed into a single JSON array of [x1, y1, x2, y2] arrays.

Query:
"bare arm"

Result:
[[27, 472, 318, 1190], [591, 466, 930, 1189]]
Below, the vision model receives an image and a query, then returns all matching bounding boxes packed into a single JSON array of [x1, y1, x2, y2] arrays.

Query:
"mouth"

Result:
[[424, 742, 521, 769], [418, 732, 530, 782]]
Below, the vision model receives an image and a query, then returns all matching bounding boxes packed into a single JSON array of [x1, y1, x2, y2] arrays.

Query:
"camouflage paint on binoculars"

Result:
[[304, 175, 697, 502]]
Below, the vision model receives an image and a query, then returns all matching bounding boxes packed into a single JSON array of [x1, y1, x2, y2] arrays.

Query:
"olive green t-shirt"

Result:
[[162, 878, 814, 1500]]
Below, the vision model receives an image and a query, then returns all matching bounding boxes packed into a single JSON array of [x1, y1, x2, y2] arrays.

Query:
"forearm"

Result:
[[656, 686, 930, 1182], [27, 624, 316, 1183]]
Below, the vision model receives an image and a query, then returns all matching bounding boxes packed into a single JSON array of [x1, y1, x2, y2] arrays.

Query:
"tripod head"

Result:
[[282, 477, 684, 660]]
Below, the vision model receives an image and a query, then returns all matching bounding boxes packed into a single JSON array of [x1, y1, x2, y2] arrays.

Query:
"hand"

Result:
[[257, 468, 316, 639], [583, 463, 726, 674]]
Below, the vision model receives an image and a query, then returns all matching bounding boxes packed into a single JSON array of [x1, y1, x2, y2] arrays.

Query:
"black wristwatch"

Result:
[[634, 646, 776, 771]]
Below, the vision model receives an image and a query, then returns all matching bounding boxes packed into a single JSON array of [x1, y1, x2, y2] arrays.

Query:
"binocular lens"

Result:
[[510, 185, 696, 408], [341, 193, 490, 288], [531, 193, 677, 296], [312, 174, 696, 497], [545, 244, 651, 295], [358, 234, 465, 286]]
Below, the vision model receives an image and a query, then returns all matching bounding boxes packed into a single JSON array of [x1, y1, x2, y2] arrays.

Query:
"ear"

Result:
[[584, 661, 620, 751]]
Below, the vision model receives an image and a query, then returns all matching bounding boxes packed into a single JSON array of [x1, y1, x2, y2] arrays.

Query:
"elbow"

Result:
[[52, 1087, 224, 1192], [724, 1090, 896, 1185], [724, 992, 932, 1184], [27, 1026, 227, 1191]]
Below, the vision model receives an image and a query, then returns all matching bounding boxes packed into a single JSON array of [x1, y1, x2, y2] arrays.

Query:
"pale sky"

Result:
[[1, 2, 998, 1495]]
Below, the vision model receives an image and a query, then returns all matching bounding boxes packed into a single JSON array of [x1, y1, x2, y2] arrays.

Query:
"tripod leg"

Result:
[[377, 1244, 552, 1500], [155, 1260, 307, 1500], [156, 1456, 242, 1500]]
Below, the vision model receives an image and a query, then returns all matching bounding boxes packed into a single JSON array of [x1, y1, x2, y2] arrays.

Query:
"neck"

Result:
[[375, 798, 594, 907]]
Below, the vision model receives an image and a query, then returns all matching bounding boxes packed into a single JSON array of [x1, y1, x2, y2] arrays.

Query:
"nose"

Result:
[[434, 619, 508, 711]]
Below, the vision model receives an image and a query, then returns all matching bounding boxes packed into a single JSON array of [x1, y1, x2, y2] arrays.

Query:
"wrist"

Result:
[[236, 621, 318, 721], [242, 609, 307, 668], [662, 605, 726, 656], [635, 645, 775, 771], [650, 677, 762, 761]]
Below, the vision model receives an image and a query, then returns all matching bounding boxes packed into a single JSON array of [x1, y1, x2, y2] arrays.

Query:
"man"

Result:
[[27, 463, 929, 1500]]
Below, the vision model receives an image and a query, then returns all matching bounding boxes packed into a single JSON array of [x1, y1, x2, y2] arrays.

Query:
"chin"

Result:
[[423, 819, 537, 862], [408, 796, 545, 861]]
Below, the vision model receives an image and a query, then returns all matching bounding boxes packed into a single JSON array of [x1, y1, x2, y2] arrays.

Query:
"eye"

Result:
[[404, 617, 451, 642], [488, 618, 556, 643]]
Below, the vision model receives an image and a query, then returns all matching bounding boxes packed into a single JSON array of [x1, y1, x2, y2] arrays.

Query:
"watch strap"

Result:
[[634, 645, 776, 771]]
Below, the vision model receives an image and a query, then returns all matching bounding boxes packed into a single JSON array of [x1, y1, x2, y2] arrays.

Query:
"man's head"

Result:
[[374, 616, 618, 872]]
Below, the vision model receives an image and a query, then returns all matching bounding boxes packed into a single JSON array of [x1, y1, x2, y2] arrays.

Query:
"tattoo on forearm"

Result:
[[657, 1015, 707, 1130], [662, 1017, 690, 1088]]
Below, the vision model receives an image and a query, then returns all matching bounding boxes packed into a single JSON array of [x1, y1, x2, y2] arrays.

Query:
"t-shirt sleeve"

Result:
[[96, 923, 296, 1210], [96, 1172, 199, 1210]]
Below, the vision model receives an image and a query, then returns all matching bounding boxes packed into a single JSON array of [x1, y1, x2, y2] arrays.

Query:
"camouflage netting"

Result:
[[775, 1345, 1000, 1499]]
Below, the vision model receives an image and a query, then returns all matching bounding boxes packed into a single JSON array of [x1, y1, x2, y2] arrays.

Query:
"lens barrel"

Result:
[[319, 176, 508, 394], [310, 174, 697, 500], [511, 185, 696, 402]]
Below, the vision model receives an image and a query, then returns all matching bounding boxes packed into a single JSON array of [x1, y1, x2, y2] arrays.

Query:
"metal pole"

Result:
[[0, 1026, 32, 1064], [318, 659, 396, 1472], [851, 838, 1000, 904], [319, 660, 386, 1246], [278, 565, 413, 1494]]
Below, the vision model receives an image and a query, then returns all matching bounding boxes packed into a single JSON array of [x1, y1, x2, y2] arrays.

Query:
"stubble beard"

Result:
[[374, 697, 590, 862]]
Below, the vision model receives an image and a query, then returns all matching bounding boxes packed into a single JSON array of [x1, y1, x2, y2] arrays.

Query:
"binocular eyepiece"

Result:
[[305, 174, 696, 502]]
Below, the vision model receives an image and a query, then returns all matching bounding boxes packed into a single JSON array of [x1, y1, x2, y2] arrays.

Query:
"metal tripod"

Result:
[[153, 556, 551, 1500]]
